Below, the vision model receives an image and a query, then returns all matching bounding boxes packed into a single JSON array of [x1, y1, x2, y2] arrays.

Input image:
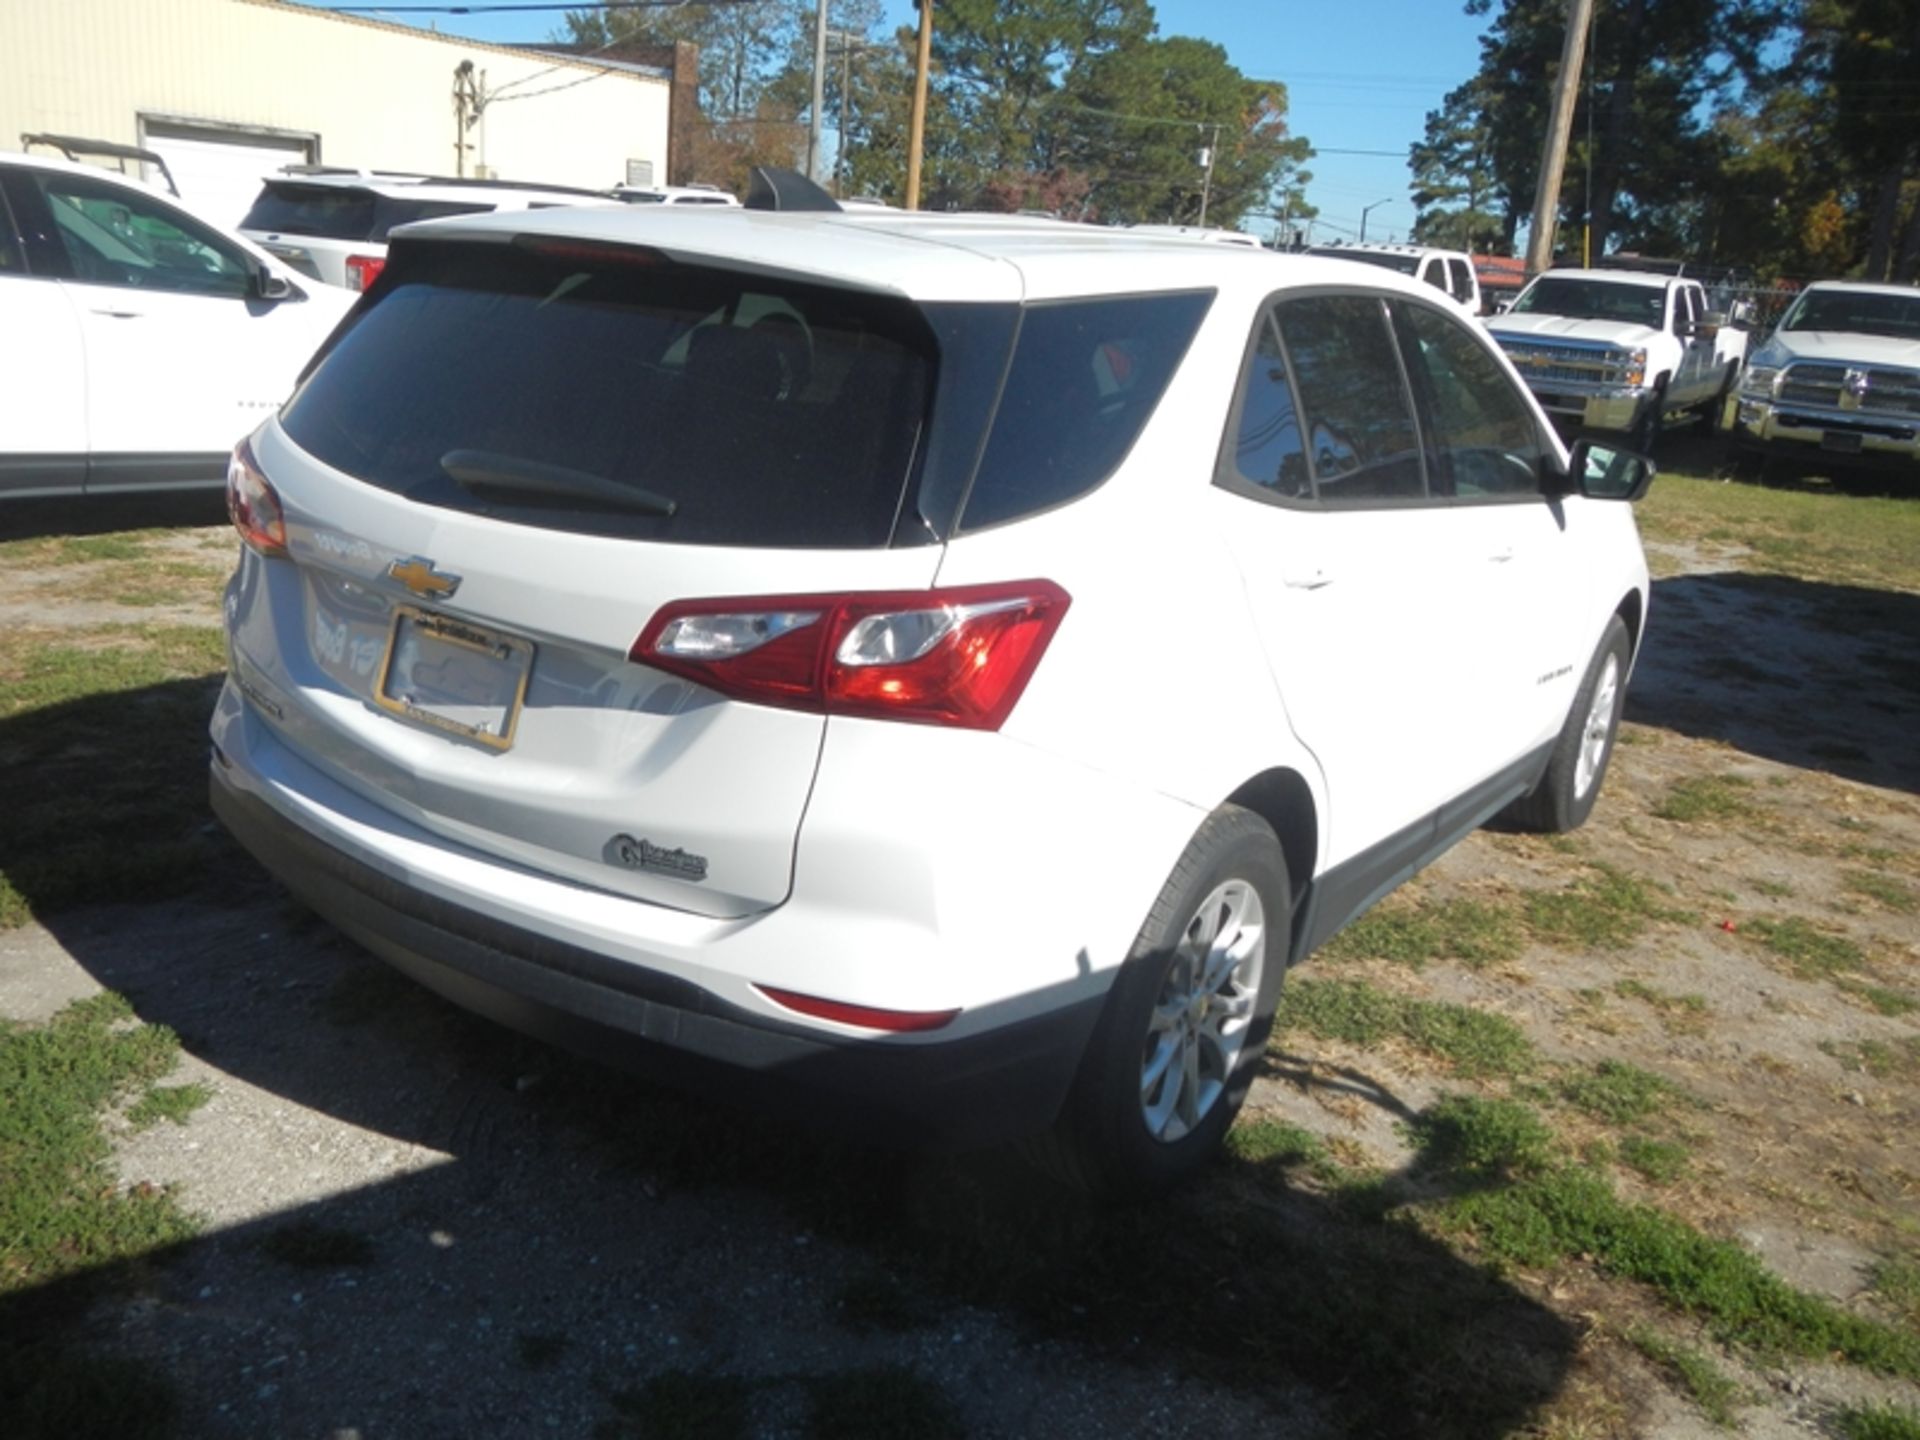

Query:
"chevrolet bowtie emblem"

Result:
[[387, 556, 461, 600]]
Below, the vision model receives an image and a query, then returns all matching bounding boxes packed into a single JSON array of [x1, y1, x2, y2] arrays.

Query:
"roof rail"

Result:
[[20, 132, 179, 196], [744, 166, 841, 213]]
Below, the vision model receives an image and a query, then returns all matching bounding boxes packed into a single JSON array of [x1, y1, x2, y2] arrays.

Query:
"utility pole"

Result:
[[807, 0, 830, 184], [1524, 0, 1595, 275], [905, 0, 931, 209], [1196, 124, 1220, 227]]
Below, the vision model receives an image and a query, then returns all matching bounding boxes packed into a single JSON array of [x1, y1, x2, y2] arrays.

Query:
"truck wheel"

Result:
[[1630, 380, 1667, 455]]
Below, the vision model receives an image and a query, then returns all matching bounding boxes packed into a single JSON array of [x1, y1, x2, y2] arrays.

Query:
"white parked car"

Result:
[[1486, 267, 1748, 449], [238, 171, 617, 291], [1730, 280, 1920, 477], [210, 186, 1653, 1193], [1308, 242, 1483, 316], [0, 148, 355, 501], [611, 184, 741, 208]]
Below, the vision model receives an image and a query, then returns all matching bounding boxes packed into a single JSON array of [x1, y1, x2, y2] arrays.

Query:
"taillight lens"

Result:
[[226, 439, 287, 557], [344, 253, 386, 291], [633, 581, 1071, 730], [756, 985, 960, 1033]]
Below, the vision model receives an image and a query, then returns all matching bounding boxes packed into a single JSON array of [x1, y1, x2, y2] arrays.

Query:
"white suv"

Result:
[[210, 184, 1652, 1193], [0, 148, 354, 502], [238, 171, 617, 291]]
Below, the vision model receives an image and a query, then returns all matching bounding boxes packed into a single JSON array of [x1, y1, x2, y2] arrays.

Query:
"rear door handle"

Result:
[[1487, 547, 1515, 564], [90, 308, 145, 319], [1283, 566, 1335, 590]]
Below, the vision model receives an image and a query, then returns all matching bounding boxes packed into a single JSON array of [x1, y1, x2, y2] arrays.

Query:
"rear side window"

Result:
[[370, 199, 494, 240], [1447, 258, 1475, 305], [281, 240, 940, 548], [1275, 294, 1425, 501], [959, 291, 1211, 532], [1224, 316, 1309, 499], [240, 183, 377, 240]]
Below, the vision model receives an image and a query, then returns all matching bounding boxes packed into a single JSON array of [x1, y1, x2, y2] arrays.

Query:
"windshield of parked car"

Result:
[[1509, 277, 1666, 327], [1778, 289, 1920, 341], [1311, 249, 1420, 276]]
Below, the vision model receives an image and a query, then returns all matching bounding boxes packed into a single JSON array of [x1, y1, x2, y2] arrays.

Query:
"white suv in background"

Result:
[[1308, 242, 1483, 315], [238, 170, 617, 291], [0, 148, 354, 502], [211, 179, 1652, 1193]]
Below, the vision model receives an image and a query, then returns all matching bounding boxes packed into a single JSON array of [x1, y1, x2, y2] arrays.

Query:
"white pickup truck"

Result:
[[1729, 281, 1920, 478], [1486, 268, 1748, 450]]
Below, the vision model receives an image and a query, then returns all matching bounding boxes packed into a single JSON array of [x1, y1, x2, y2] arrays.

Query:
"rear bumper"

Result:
[[211, 764, 1104, 1149]]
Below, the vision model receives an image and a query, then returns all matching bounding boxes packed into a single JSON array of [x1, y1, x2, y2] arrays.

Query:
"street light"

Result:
[[1359, 197, 1394, 243]]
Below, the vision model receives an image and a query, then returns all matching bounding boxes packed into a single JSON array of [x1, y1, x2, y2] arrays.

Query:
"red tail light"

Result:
[[344, 254, 386, 291], [632, 581, 1071, 730], [756, 986, 960, 1033], [226, 439, 287, 557]]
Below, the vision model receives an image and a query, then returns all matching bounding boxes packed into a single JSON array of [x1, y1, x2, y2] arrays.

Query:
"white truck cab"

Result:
[[1486, 267, 1747, 448], [1308, 243, 1483, 316]]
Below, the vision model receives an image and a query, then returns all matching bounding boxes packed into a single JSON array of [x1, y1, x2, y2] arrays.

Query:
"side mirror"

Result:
[[1567, 438, 1655, 502], [1728, 300, 1754, 327], [253, 265, 294, 301]]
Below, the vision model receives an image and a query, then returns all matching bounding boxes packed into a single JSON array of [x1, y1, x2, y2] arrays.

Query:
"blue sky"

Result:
[[311, 1, 1493, 238]]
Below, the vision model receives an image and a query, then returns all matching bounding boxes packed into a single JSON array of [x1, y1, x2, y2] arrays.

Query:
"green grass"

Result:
[[1846, 870, 1918, 914], [258, 1221, 376, 1269], [1751, 877, 1793, 898], [1446, 1165, 1920, 1377], [124, 1082, 212, 1131], [1853, 986, 1920, 1017], [1275, 977, 1535, 1077], [0, 993, 198, 1291], [1613, 979, 1710, 1032], [1746, 916, 1866, 979], [1618, 1135, 1692, 1185], [1225, 1116, 1344, 1183], [0, 625, 230, 927], [0, 994, 198, 1438], [1410, 1094, 1554, 1178], [1556, 1060, 1689, 1127], [1822, 1037, 1920, 1081], [1321, 895, 1527, 969], [1870, 1257, 1920, 1329], [1653, 774, 1756, 824], [1524, 865, 1682, 951], [1838, 1402, 1920, 1440], [1636, 472, 1920, 591], [1624, 1325, 1742, 1428]]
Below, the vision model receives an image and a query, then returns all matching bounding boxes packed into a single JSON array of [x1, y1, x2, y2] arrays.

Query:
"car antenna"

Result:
[[744, 167, 842, 213]]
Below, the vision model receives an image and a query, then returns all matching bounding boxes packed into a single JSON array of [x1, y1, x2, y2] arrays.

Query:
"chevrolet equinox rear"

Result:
[[212, 191, 1653, 1194]]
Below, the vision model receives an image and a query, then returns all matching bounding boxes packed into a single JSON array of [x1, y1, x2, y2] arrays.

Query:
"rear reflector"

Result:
[[756, 986, 960, 1033], [344, 253, 386, 291], [226, 438, 287, 557], [632, 581, 1070, 730]]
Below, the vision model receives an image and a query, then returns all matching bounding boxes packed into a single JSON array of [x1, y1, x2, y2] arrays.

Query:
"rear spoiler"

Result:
[[20, 132, 178, 195]]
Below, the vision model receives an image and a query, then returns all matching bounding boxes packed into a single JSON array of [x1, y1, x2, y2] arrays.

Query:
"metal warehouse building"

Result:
[[0, 0, 686, 225]]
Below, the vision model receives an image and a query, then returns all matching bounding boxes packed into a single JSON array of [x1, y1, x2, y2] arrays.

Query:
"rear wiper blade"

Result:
[[441, 449, 677, 517]]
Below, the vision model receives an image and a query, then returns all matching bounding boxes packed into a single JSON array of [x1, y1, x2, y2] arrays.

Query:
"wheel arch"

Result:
[[1223, 767, 1318, 959], [1615, 587, 1645, 660]]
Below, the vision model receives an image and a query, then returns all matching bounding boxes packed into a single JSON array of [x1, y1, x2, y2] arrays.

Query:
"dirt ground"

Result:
[[1, 488, 1916, 1439]]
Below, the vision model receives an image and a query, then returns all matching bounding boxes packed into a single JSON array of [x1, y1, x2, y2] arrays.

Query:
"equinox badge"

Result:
[[388, 556, 461, 600]]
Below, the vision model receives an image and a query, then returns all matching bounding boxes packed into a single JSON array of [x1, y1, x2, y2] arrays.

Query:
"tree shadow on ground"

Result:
[[0, 677, 1580, 1440], [1629, 571, 1920, 795]]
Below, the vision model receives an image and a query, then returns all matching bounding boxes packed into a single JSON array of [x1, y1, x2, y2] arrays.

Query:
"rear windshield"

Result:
[[281, 239, 943, 548], [240, 183, 494, 242]]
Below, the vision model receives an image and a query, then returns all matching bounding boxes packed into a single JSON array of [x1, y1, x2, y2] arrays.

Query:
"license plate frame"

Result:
[[1820, 430, 1864, 455], [374, 606, 534, 751]]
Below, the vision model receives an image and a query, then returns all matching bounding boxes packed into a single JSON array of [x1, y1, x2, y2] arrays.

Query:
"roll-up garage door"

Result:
[[139, 123, 316, 229]]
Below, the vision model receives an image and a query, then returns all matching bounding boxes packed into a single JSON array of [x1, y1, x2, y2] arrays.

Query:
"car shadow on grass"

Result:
[[0, 491, 228, 544], [0, 677, 1583, 1440], [1629, 571, 1920, 795]]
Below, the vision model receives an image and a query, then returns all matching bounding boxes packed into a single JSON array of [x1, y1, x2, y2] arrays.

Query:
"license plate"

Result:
[[1821, 431, 1864, 455], [375, 607, 533, 750]]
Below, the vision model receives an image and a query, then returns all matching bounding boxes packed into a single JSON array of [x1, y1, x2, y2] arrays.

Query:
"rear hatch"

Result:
[[234, 233, 976, 918]]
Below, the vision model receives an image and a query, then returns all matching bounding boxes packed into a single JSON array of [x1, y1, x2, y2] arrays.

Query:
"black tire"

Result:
[[1026, 805, 1290, 1199], [1708, 361, 1740, 434], [1505, 615, 1632, 834], [1629, 380, 1668, 455]]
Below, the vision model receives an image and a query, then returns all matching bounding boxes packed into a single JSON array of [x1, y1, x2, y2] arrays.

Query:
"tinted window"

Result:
[[1510, 277, 1666, 326], [1276, 295, 1424, 501], [1421, 258, 1448, 293], [1395, 301, 1545, 499], [1447, 258, 1475, 304], [1310, 248, 1418, 276], [0, 187, 22, 273], [372, 199, 493, 240], [1223, 315, 1309, 499], [36, 171, 252, 297], [282, 240, 940, 549], [241, 182, 378, 240], [1779, 288, 1920, 340], [959, 291, 1212, 532]]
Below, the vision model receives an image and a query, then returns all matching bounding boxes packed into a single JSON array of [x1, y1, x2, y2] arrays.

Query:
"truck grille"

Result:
[[1778, 362, 1920, 418], [1495, 339, 1633, 387]]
